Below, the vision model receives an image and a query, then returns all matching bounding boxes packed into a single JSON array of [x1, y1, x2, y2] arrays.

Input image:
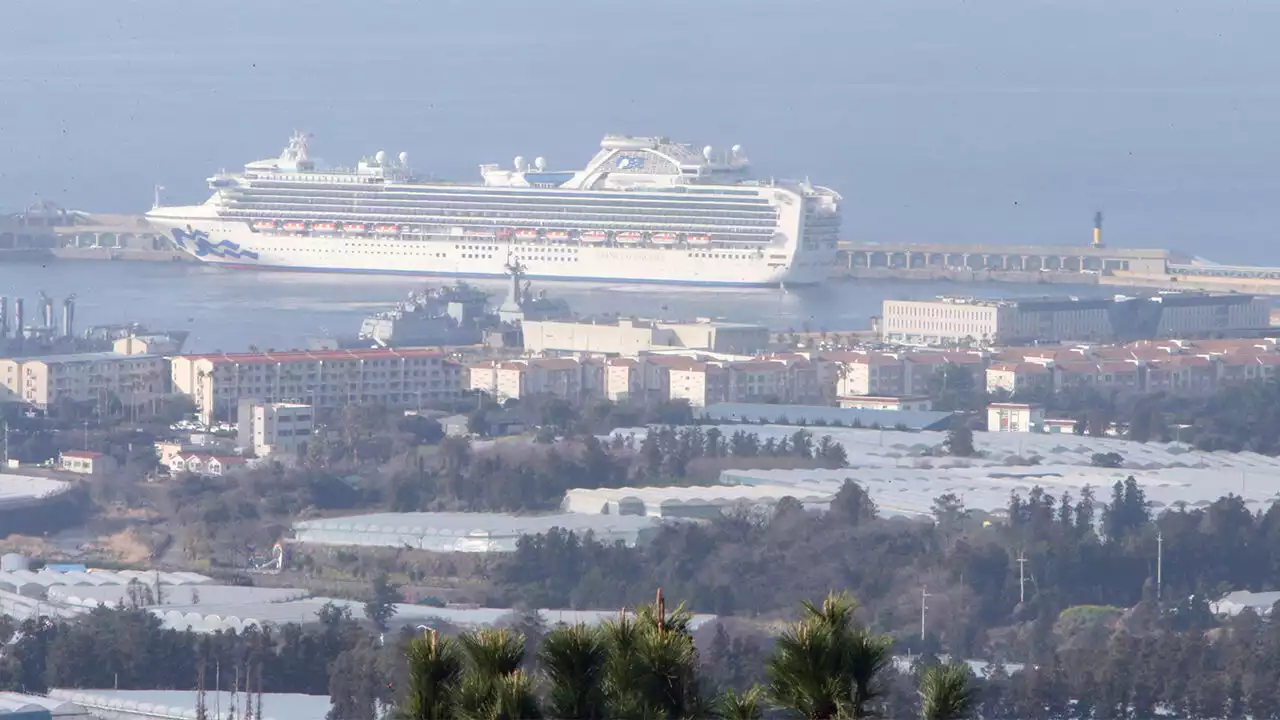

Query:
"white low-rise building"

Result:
[[987, 402, 1045, 433], [237, 399, 314, 457]]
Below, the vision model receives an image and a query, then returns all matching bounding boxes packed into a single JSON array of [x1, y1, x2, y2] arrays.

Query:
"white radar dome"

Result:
[[375, 150, 387, 165], [398, 151, 409, 166], [534, 156, 547, 171], [513, 156, 526, 172], [702, 145, 714, 162], [731, 144, 743, 156]]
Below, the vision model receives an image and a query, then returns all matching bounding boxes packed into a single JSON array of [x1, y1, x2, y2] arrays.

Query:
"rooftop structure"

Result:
[[695, 402, 958, 431], [0, 569, 211, 597], [49, 689, 326, 720], [291, 511, 666, 552], [0, 692, 83, 719], [563, 484, 838, 518], [0, 475, 74, 512]]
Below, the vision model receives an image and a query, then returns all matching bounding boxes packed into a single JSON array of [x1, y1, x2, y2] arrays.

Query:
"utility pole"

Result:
[[1017, 551, 1029, 603], [2, 421, 9, 470], [1157, 531, 1164, 601], [920, 585, 932, 641]]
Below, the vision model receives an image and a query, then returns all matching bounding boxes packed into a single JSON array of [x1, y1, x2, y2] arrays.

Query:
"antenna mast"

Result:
[[1156, 530, 1164, 601], [920, 585, 932, 641], [1017, 551, 1029, 603]]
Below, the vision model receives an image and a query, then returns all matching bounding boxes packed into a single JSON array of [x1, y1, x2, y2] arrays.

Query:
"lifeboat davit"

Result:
[[282, 221, 306, 232], [686, 234, 712, 246], [252, 220, 276, 231], [616, 231, 643, 245], [312, 222, 337, 233], [374, 224, 399, 235], [547, 230, 570, 241], [514, 228, 539, 239], [580, 231, 608, 244], [343, 222, 367, 234], [651, 232, 678, 246]]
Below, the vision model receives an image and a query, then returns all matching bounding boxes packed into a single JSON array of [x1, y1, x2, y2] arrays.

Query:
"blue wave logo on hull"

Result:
[[171, 227, 260, 261]]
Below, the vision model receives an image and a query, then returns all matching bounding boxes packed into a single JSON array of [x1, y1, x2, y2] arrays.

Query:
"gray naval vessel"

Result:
[[315, 261, 572, 349]]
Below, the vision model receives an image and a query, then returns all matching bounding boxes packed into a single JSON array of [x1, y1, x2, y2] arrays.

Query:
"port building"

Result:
[[170, 347, 463, 424], [882, 292, 1271, 346]]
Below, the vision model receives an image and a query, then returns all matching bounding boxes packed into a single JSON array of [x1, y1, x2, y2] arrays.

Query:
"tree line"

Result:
[[389, 590, 974, 720]]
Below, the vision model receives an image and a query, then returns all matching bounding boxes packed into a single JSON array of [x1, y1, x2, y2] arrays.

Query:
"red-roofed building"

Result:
[[59, 449, 117, 477], [171, 347, 463, 424], [168, 453, 249, 477]]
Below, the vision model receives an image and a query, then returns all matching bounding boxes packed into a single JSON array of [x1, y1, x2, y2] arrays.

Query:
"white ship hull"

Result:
[[148, 218, 833, 286]]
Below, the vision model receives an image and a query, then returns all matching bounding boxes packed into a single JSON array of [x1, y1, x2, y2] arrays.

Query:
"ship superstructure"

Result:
[[146, 132, 841, 286]]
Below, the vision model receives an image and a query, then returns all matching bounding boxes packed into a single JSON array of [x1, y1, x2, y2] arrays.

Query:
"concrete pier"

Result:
[[0, 203, 189, 262]]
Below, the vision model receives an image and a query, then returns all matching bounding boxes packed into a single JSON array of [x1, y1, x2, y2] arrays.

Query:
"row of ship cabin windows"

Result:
[[232, 194, 778, 214], [231, 209, 778, 230]]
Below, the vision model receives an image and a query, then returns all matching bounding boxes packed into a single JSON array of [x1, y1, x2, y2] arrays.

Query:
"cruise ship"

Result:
[[145, 132, 842, 286]]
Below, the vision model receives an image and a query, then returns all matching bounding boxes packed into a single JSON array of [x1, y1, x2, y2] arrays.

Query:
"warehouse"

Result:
[[291, 511, 666, 552]]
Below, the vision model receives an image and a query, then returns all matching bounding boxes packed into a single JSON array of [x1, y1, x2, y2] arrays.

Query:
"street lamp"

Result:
[[416, 624, 438, 649]]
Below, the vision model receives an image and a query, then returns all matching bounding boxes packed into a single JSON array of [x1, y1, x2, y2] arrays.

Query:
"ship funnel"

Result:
[[1093, 211, 1104, 248], [39, 292, 54, 330], [14, 299, 24, 349], [62, 295, 76, 340]]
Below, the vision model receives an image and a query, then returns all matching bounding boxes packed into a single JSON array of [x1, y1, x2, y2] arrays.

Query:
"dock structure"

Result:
[[0, 204, 178, 256], [837, 240, 1177, 275]]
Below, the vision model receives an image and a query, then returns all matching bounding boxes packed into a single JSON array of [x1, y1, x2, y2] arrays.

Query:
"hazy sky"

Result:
[[3, 0, 1280, 263]]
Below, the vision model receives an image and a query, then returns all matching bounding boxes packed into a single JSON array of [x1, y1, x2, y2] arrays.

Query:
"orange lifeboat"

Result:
[[616, 231, 643, 244], [547, 230, 570, 241], [312, 222, 337, 233], [514, 228, 539, 239], [686, 234, 712, 246], [252, 220, 276, 231], [651, 232, 678, 246], [282, 221, 307, 232], [343, 222, 367, 234], [374, 224, 399, 235], [580, 231, 608, 244]]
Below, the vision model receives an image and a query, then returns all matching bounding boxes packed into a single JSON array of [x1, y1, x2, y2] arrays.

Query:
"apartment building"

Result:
[[236, 400, 314, 457], [0, 351, 167, 413], [985, 362, 1054, 394], [667, 357, 829, 408], [467, 357, 599, 402], [171, 348, 462, 424], [825, 352, 909, 397]]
